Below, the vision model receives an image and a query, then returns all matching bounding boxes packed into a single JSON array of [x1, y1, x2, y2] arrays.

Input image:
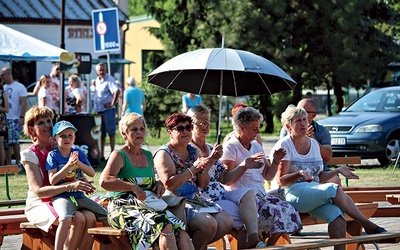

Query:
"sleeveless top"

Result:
[[30, 145, 52, 202], [107, 149, 156, 198]]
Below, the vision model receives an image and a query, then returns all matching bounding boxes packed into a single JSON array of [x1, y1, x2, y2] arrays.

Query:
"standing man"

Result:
[[280, 98, 340, 184], [1, 67, 27, 168], [121, 77, 146, 116], [93, 63, 120, 162]]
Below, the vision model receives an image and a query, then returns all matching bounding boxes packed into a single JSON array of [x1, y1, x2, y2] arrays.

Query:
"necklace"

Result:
[[168, 143, 189, 159]]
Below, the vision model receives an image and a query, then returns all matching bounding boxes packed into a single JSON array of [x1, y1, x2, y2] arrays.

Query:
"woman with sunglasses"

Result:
[[154, 113, 233, 250], [220, 106, 302, 245]]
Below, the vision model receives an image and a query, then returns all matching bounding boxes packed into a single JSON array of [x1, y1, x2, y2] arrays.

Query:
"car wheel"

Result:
[[378, 137, 400, 166]]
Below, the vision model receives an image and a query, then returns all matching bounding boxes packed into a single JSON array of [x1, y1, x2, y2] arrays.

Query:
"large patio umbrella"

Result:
[[147, 47, 296, 143]]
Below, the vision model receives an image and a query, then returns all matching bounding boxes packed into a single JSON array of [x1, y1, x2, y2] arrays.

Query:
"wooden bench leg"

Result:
[[346, 221, 364, 250]]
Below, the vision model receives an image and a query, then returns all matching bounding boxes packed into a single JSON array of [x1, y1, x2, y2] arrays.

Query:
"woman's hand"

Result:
[[299, 170, 314, 182], [152, 180, 166, 197], [272, 148, 286, 164], [241, 152, 265, 169], [209, 144, 223, 160], [337, 166, 359, 179], [70, 178, 96, 195], [132, 186, 146, 201], [193, 157, 209, 173]]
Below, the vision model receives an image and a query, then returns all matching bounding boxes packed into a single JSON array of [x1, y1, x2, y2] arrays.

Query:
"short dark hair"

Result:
[[165, 113, 192, 131]]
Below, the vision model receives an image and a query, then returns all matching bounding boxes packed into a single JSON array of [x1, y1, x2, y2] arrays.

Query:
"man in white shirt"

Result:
[[1, 67, 27, 167], [93, 63, 120, 162]]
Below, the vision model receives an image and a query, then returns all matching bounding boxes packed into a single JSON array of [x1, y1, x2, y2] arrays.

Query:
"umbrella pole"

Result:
[[217, 71, 223, 144]]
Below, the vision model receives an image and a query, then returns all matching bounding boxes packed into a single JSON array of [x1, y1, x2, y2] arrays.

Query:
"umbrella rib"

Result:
[[258, 73, 272, 95], [231, 70, 238, 96], [198, 70, 208, 94], [166, 70, 183, 89]]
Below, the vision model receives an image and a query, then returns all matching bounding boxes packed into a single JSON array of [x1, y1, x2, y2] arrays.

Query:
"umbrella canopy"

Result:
[[147, 47, 297, 143], [0, 24, 67, 61], [148, 48, 296, 96]]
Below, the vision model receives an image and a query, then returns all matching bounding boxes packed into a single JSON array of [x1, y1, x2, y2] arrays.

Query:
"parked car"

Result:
[[368, 62, 400, 90], [318, 86, 400, 165]]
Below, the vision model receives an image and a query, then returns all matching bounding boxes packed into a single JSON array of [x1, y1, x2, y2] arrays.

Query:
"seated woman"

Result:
[[21, 106, 98, 249], [153, 113, 233, 250], [99, 113, 193, 250], [270, 104, 386, 250], [187, 105, 268, 248], [220, 106, 302, 245]]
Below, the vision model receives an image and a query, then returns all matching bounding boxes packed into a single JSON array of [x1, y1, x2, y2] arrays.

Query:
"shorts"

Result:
[[215, 188, 253, 229], [4, 119, 21, 148], [285, 182, 344, 223], [99, 108, 116, 137], [52, 196, 108, 222]]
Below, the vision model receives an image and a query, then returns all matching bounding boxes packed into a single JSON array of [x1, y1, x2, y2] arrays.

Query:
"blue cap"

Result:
[[52, 121, 77, 136]]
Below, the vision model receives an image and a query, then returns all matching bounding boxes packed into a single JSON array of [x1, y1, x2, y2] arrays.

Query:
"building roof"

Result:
[[0, 0, 128, 24]]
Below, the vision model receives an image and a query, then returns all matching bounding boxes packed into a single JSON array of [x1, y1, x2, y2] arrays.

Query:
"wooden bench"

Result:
[[386, 194, 400, 204], [341, 187, 400, 218], [0, 165, 22, 204], [209, 203, 377, 250], [21, 221, 113, 250], [87, 226, 131, 249], [0, 214, 28, 246], [265, 232, 400, 250]]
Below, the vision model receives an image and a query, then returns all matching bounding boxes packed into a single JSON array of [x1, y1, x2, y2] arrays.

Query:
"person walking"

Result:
[[122, 77, 146, 116], [1, 67, 27, 168], [93, 63, 120, 162]]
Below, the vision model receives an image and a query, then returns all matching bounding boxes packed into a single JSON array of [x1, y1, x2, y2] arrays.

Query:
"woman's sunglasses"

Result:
[[172, 124, 193, 132]]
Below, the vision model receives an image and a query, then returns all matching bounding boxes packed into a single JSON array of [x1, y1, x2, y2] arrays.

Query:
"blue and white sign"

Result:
[[92, 8, 120, 53]]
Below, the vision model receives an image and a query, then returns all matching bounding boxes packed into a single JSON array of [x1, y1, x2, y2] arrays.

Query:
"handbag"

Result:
[[162, 195, 187, 224], [141, 191, 168, 211]]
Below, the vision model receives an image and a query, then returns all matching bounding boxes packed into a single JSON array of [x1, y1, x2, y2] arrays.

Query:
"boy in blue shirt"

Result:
[[46, 120, 107, 250]]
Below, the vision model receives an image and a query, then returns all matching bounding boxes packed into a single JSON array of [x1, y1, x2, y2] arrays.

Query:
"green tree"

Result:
[[132, 0, 400, 134]]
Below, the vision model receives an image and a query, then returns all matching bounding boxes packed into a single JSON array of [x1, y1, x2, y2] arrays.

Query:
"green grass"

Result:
[[3, 164, 400, 203]]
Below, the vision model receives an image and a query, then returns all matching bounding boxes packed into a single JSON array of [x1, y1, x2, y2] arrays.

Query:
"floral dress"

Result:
[[221, 136, 302, 238], [155, 144, 221, 223], [107, 149, 185, 250]]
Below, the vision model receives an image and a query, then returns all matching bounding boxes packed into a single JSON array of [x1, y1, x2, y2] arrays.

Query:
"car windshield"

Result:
[[346, 89, 400, 112], [371, 66, 400, 88]]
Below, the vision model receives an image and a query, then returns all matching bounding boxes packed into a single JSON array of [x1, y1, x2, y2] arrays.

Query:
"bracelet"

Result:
[[187, 167, 195, 179], [160, 229, 174, 236], [273, 159, 279, 165]]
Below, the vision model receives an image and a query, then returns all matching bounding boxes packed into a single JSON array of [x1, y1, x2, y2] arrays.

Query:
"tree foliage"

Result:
[[129, 0, 400, 134]]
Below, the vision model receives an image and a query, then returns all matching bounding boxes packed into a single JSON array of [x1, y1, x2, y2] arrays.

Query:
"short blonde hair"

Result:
[[187, 104, 210, 117], [281, 104, 307, 126], [119, 113, 147, 137], [24, 106, 54, 140]]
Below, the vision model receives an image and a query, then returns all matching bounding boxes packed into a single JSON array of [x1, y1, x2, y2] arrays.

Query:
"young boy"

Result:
[[46, 120, 108, 250]]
